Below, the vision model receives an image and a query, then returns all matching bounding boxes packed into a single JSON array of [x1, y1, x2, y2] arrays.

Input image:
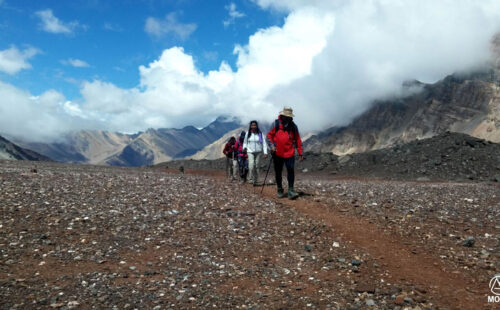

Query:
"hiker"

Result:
[[267, 106, 304, 199], [222, 136, 238, 180], [235, 131, 248, 182], [243, 120, 268, 185]]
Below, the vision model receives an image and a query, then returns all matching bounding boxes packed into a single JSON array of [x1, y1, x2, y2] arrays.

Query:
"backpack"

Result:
[[235, 139, 247, 157], [223, 142, 235, 158]]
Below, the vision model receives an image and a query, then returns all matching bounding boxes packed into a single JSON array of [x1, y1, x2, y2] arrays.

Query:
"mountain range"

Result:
[[303, 35, 500, 154], [0, 135, 50, 161], [304, 68, 499, 155], [10, 116, 240, 166]]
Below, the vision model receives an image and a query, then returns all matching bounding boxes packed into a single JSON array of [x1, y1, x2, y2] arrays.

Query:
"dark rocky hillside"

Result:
[[159, 132, 500, 182], [0, 135, 52, 161], [305, 67, 500, 155]]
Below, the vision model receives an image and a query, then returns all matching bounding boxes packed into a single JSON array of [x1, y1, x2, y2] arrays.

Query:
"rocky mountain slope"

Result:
[[161, 132, 500, 182], [186, 127, 245, 160], [17, 131, 134, 164], [105, 117, 240, 166], [305, 62, 500, 155], [0, 135, 51, 161], [13, 117, 240, 166]]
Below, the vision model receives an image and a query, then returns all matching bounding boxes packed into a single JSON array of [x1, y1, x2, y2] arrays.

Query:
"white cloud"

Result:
[[103, 23, 122, 32], [35, 9, 80, 34], [203, 51, 218, 62], [258, 0, 500, 131], [145, 13, 197, 40], [3, 0, 500, 142], [224, 2, 245, 27], [71, 9, 331, 133], [0, 46, 39, 75], [0, 81, 88, 142], [95, 0, 500, 134], [61, 58, 90, 68]]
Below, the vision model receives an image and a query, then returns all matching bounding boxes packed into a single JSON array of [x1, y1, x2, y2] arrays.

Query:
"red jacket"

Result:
[[223, 142, 236, 158], [267, 116, 303, 158], [235, 139, 248, 159]]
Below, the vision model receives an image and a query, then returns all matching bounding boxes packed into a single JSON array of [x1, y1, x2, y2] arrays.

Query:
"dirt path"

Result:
[[261, 186, 489, 309], [180, 169, 492, 309]]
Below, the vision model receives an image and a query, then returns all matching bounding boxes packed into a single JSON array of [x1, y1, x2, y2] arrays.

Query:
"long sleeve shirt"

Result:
[[243, 131, 268, 154]]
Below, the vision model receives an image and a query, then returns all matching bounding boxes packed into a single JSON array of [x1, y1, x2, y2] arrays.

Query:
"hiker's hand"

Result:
[[271, 146, 276, 153], [299, 155, 304, 162], [263, 154, 268, 158]]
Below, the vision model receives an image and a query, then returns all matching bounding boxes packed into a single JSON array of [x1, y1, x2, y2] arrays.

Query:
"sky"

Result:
[[1, 0, 500, 142]]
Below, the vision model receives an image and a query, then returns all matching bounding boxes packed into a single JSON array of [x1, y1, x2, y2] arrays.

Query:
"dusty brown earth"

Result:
[[1, 160, 499, 309]]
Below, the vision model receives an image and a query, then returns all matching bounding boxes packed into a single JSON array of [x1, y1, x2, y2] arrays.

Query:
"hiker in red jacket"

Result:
[[235, 131, 249, 182], [222, 136, 237, 180], [267, 106, 303, 199]]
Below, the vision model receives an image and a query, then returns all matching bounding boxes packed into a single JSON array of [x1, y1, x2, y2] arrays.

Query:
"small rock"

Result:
[[395, 295, 405, 305], [355, 284, 376, 293], [365, 299, 375, 306], [416, 177, 430, 182], [50, 302, 64, 308], [351, 259, 362, 266], [462, 236, 475, 247]]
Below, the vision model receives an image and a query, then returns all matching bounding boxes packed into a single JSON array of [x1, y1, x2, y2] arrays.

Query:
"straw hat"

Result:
[[279, 106, 294, 117]]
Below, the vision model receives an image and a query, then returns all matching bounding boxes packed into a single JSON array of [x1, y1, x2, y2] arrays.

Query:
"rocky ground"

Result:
[[1, 159, 499, 309], [161, 132, 500, 183]]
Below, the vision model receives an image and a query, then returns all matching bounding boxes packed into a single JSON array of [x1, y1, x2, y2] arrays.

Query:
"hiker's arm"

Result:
[[295, 129, 303, 160], [267, 128, 276, 153], [243, 133, 248, 150]]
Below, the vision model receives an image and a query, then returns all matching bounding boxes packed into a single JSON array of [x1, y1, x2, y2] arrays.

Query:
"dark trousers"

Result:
[[273, 155, 295, 189], [238, 157, 248, 180]]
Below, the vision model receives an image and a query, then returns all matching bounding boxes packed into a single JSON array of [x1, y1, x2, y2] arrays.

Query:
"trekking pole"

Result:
[[261, 154, 273, 194]]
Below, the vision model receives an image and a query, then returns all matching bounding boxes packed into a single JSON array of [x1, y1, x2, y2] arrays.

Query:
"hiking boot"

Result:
[[288, 188, 299, 200], [277, 188, 285, 198]]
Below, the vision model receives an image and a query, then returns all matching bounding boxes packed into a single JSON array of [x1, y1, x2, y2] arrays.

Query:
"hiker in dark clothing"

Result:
[[235, 131, 249, 182], [223, 136, 238, 180], [267, 106, 303, 199]]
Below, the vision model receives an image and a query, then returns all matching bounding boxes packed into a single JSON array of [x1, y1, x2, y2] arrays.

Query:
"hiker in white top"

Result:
[[243, 120, 268, 185]]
